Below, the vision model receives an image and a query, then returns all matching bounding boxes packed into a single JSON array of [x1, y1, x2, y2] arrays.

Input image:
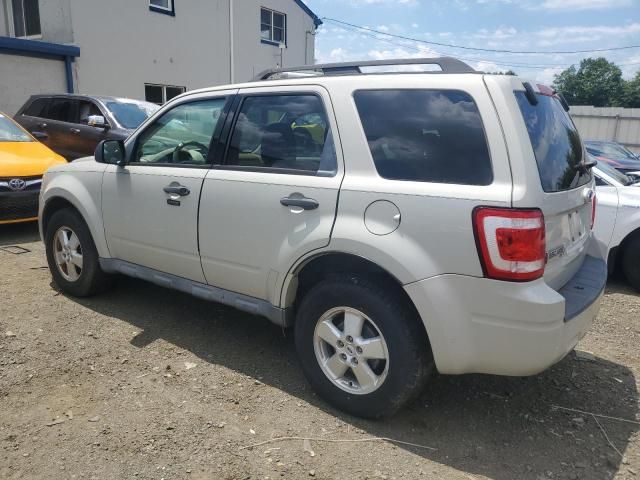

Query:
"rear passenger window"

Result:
[[225, 94, 337, 176], [45, 99, 75, 123], [23, 98, 48, 117], [354, 90, 492, 185]]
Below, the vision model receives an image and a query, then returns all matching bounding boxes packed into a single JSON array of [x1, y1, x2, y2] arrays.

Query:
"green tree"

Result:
[[622, 71, 640, 108], [553, 58, 624, 107]]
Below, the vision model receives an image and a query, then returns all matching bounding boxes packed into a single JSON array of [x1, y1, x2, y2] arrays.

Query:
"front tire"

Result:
[[295, 275, 433, 418], [45, 208, 113, 297], [622, 235, 640, 292]]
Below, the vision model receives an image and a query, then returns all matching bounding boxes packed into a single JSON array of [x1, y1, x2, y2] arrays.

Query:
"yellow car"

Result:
[[0, 112, 66, 224]]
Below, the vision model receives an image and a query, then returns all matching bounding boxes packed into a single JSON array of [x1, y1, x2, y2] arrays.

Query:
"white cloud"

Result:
[[539, 0, 632, 10], [535, 67, 564, 84], [348, 0, 419, 5]]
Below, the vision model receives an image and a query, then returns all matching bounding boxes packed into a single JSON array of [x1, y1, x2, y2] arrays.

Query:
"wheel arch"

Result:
[[40, 185, 109, 258], [617, 226, 640, 270], [282, 251, 429, 338]]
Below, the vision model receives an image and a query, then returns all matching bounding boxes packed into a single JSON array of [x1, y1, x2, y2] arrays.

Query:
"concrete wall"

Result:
[[68, 0, 316, 101], [39, 0, 73, 43], [68, 0, 232, 100], [571, 106, 640, 154], [232, 0, 316, 82], [0, 0, 72, 40], [0, 53, 67, 114]]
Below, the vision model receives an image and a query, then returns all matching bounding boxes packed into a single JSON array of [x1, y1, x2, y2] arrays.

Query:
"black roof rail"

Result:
[[253, 57, 477, 81]]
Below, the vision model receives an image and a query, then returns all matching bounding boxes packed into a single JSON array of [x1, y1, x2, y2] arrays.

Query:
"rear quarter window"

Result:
[[23, 98, 48, 117], [353, 89, 493, 185], [515, 91, 590, 192]]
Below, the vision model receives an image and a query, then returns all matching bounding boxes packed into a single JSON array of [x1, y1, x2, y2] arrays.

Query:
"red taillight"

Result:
[[473, 207, 546, 282], [591, 194, 597, 230]]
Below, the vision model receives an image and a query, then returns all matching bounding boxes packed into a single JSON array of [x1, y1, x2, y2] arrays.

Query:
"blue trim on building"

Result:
[[292, 0, 322, 27], [0, 36, 79, 93], [0, 36, 79, 59]]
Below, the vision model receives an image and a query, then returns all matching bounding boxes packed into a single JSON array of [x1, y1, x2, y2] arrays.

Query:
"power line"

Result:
[[334, 22, 561, 69], [322, 17, 640, 55]]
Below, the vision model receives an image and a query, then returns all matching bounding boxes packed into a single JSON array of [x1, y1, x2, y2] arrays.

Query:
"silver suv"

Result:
[[39, 58, 607, 418]]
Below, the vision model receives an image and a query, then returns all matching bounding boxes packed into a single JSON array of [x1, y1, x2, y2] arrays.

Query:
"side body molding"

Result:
[[100, 259, 291, 327]]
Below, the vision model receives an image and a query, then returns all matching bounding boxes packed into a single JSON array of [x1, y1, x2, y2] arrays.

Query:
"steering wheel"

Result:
[[172, 141, 209, 164]]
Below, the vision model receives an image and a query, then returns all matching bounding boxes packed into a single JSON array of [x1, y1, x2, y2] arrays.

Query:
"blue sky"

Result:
[[303, 0, 640, 83]]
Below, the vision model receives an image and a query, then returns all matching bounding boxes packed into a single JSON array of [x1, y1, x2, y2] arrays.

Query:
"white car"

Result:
[[39, 58, 606, 418], [593, 160, 640, 290]]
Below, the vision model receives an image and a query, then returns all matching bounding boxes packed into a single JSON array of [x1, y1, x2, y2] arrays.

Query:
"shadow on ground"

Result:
[[0, 222, 40, 247], [67, 274, 640, 480]]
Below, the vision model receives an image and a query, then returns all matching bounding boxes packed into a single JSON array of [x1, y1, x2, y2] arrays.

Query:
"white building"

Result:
[[0, 0, 321, 114]]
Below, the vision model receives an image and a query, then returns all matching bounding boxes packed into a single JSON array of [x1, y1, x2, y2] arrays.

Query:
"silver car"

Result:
[[38, 58, 606, 418]]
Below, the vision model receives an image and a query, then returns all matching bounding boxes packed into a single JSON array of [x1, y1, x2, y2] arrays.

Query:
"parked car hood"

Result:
[[594, 154, 640, 170], [0, 141, 66, 177]]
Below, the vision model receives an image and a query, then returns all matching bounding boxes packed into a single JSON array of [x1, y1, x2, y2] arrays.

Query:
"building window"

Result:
[[11, 0, 41, 38], [145, 84, 186, 105], [260, 7, 286, 45], [149, 0, 175, 16]]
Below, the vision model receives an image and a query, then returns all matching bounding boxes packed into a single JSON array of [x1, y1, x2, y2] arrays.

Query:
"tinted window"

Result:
[[23, 98, 48, 117], [515, 91, 590, 192], [354, 90, 492, 185], [45, 99, 75, 123], [145, 85, 163, 105], [133, 99, 226, 166], [225, 95, 337, 176]]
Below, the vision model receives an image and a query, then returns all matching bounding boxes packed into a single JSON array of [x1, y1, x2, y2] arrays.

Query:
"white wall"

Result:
[[232, 0, 316, 82], [0, 53, 67, 115], [571, 106, 640, 154], [68, 0, 232, 101]]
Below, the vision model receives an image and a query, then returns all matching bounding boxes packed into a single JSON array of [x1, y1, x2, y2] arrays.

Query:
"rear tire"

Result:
[[294, 275, 433, 419], [45, 208, 113, 297], [622, 235, 640, 292]]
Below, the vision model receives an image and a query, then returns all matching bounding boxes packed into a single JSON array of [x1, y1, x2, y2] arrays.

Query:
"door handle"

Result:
[[70, 128, 81, 134], [163, 184, 190, 196], [280, 194, 319, 210]]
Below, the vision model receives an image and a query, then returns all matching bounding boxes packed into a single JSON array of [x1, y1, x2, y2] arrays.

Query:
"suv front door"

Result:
[[101, 93, 234, 282], [199, 86, 343, 304]]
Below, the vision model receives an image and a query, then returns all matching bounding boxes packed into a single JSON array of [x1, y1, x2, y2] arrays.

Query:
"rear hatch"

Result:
[[513, 84, 594, 290]]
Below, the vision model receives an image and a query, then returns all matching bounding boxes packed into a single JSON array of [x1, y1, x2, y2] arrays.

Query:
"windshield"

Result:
[[586, 142, 638, 162], [105, 100, 159, 129], [596, 159, 634, 186], [0, 114, 32, 142], [515, 91, 591, 192]]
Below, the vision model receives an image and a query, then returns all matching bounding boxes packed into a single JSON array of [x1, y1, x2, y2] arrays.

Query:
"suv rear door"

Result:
[[40, 98, 78, 160], [486, 77, 595, 289], [198, 85, 343, 304]]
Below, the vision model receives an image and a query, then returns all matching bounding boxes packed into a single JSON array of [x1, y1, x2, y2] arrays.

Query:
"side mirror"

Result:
[[95, 139, 126, 167], [88, 115, 109, 129], [31, 131, 48, 141]]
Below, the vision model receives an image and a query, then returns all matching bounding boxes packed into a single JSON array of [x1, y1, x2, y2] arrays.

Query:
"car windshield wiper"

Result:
[[573, 159, 597, 174]]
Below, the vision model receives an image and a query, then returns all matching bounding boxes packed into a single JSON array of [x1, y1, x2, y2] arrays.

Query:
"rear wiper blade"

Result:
[[573, 159, 597, 174]]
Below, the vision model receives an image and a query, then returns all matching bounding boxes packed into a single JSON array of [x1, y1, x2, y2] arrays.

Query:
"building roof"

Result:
[[293, 0, 322, 27]]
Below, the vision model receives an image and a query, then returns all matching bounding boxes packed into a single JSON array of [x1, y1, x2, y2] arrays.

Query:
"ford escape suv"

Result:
[[38, 58, 606, 418]]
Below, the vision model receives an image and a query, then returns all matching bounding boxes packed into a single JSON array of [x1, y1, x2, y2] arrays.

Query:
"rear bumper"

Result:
[[405, 256, 606, 376]]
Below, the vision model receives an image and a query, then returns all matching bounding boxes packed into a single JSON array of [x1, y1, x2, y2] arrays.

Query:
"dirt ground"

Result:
[[0, 223, 639, 480]]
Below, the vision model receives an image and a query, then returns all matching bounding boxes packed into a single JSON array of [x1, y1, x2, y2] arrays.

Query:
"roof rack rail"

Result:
[[253, 57, 476, 81]]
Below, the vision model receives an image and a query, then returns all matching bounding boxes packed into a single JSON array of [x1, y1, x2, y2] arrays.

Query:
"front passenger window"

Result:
[[225, 94, 337, 176], [133, 98, 226, 166]]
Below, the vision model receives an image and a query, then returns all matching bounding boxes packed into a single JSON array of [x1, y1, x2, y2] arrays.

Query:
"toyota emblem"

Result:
[[8, 178, 27, 191]]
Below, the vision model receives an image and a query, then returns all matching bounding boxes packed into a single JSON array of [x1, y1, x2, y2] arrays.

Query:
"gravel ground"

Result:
[[1, 222, 639, 480]]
